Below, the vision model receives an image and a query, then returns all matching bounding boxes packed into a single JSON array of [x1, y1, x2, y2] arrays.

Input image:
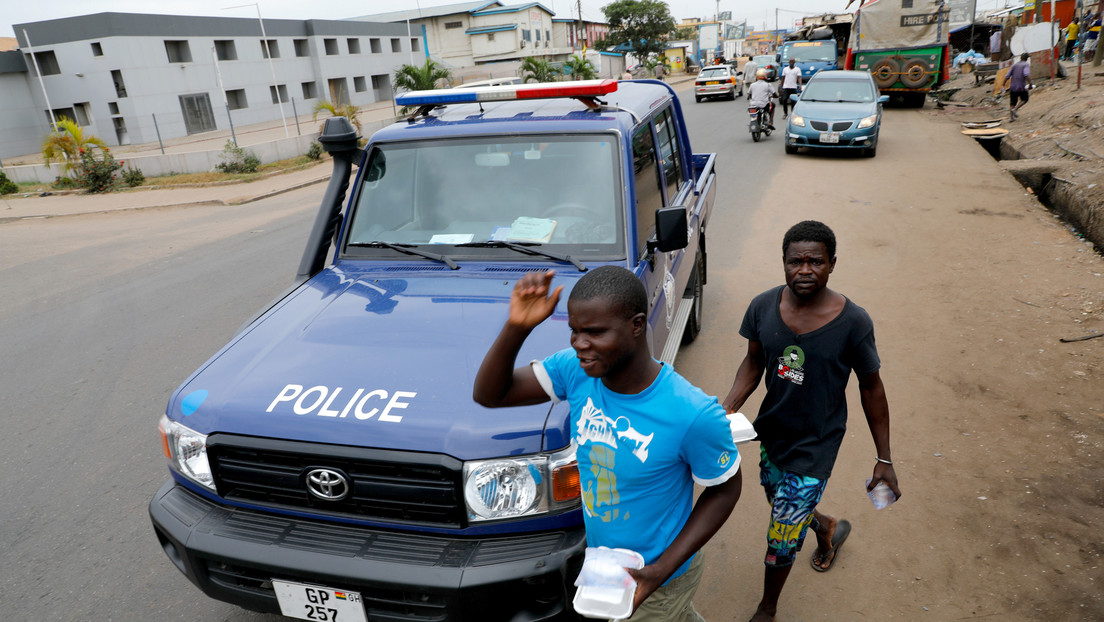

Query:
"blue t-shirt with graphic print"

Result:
[[535, 348, 741, 581]]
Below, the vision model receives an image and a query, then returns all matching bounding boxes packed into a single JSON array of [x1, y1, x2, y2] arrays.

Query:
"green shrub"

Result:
[[122, 167, 145, 187], [306, 141, 323, 161], [74, 148, 123, 193], [0, 170, 17, 195], [53, 175, 80, 190], [214, 140, 261, 174]]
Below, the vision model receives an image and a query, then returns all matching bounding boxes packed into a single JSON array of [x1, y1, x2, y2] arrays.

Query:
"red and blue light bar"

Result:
[[396, 79, 619, 107]]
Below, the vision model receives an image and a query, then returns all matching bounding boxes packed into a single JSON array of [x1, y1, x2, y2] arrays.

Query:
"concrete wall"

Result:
[[0, 55, 45, 159]]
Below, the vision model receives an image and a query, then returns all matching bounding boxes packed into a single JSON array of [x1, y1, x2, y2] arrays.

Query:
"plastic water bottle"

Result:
[[866, 479, 897, 510]]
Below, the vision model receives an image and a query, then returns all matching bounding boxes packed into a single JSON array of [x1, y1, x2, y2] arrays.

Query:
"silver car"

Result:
[[694, 66, 742, 102]]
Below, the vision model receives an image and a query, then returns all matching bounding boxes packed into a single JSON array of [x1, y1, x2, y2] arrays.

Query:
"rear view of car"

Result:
[[695, 66, 740, 101], [752, 55, 778, 81], [784, 70, 888, 157]]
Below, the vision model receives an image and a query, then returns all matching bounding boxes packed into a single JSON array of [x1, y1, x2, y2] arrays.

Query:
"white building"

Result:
[[355, 1, 605, 68], [1, 12, 416, 160]]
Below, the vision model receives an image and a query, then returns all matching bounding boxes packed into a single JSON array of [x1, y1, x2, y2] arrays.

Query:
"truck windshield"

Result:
[[781, 41, 836, 62], [345, 134, 624, 258]]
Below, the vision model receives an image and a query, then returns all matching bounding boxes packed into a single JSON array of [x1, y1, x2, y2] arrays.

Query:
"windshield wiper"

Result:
[[348, 241, 459, 270], [457, 241, 587, 272]]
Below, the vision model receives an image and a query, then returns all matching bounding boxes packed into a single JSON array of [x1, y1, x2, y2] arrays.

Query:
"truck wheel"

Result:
[[681, 252, 704, 345], [901, 60, 930, 88], [871, 58, 899, 89]]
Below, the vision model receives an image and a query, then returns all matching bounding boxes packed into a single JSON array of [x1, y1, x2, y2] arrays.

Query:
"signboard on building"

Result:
[[699, 23, 720, 50], [947, 0, 977, 28], [718, 11, 732, 21]]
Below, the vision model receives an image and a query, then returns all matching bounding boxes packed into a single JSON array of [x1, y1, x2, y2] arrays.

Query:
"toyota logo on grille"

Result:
[[305, 468, 349, 501]]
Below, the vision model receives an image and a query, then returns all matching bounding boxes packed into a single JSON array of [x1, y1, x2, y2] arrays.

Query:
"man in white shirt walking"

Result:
[[779, 58, 802, 119], [742, 57, 759, 94]]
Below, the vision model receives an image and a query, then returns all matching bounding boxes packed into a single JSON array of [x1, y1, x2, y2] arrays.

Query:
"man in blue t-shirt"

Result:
[[475, 266, 743, 621], [723, 221, 900, 622]]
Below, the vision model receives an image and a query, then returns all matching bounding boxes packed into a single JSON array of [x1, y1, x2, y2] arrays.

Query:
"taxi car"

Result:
[[694, 65, 742, 101]]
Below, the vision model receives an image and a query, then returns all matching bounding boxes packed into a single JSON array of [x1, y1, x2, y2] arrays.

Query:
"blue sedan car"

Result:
[[784, 70, 889, 157]]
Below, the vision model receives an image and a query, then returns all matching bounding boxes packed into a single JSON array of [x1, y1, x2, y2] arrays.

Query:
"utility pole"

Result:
[[576, 0, 583, 51]]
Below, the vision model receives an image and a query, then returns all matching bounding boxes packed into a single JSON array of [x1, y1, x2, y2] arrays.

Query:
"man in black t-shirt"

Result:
[[722, 220, 901, 622]]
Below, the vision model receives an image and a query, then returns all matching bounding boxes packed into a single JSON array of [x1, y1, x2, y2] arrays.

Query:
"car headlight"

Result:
[[857, 114, 878, 129], [790, 114, 806, 127], [158, 415, 215, 491], [464, 445, 580, 522]]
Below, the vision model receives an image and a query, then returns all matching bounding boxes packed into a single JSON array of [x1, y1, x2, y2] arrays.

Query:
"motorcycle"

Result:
[[748, 104, 773, 142]]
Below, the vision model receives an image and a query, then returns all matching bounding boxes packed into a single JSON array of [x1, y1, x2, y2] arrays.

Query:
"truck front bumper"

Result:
[[150, 481, 587, 621]]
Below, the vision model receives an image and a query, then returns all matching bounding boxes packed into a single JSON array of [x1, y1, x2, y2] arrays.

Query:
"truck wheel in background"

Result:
[[871, 58, 899, 89], [681, 251, 704, 345], [901, 60, 931, 88]]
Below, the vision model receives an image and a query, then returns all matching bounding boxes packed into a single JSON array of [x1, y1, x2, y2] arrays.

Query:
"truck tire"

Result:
[[871, 58, 899, 89], [681, 252, 704, 345], [901, 60, 930, 88]]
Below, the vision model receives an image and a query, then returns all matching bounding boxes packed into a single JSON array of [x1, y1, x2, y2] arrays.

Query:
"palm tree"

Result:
[[312, 100, 362, 134], [393, 59, 453, 92], [563, 55, 598, 80], [42, 117, 107, 171], [519, 56, 558, 83]]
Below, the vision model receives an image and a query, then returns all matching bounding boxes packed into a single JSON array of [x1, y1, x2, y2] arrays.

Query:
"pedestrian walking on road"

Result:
[[779, 59, 802, 118], [742, 57, 759, 93], [474, 267, 743, 621], [722, 220, 901, 622], [1064, 20, 1079, 60], [1003, 53, 1033, 121]]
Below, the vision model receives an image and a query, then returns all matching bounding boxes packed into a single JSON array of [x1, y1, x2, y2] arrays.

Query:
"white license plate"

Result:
[[272, 580, 367, 622], [819, 132, 840, 144]]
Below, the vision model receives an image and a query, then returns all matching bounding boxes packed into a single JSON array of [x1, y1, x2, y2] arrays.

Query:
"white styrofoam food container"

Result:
[[573, 547, 645, 621]]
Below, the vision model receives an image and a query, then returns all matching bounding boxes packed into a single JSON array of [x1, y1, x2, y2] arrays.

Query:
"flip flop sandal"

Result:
[[811, 519, 851, 572]]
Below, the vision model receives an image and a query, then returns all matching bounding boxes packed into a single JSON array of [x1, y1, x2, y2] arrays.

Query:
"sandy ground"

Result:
[[675, 100, 1104, 621]]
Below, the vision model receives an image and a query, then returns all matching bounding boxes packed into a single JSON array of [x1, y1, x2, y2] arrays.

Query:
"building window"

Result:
[[27, 50, 60, 76], [111, 69, 127, 98], [302, 81, 318, 99], [522, 30, 531, 42], [444, 21, 462, 29], [488, 33, 495, 42], [391, 38, 401, 53], [261, 39, 280, 59], [348, 38, 361, 54], [164, 40, 193, 63], [226, 89, 248, 110], [73, 102, 91, 125], [369, 38, 382, 54], [536, 29, 541, 41], [294, 39, 309, 57], [324, 38, 339, 55], [269, 84, 288, 104], [108, 101, 120, 115], [91, 42, 103, 56], [546, 30, 551, 41], [215, 40, 238, 61], [411, 38, 420, 52], [354, 76, 367, 92]]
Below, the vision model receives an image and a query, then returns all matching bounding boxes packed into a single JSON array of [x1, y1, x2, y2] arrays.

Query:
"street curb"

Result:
[[227, 175, 331, 205]]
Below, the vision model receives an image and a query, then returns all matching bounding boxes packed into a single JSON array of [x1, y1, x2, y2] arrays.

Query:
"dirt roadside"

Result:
[[676, 101, 1103, 620]]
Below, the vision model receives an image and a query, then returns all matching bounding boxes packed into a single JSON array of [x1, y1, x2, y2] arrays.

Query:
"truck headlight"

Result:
[[158, 415, 215, 491], [464, 445, 580, 522], [857, 114, 878, 129]]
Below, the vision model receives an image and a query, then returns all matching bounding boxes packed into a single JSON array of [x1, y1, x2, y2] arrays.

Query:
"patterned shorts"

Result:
[[759, 446, 828, 567]]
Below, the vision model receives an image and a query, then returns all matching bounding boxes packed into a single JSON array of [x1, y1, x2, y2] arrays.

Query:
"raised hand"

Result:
[[508, 270, 563, 330]]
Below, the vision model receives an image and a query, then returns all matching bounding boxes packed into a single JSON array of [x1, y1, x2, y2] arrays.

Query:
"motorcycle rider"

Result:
[[747, 69, 777, 130]]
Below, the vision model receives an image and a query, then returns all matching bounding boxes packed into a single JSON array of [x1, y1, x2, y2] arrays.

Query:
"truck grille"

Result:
[[207, 435, 466, 528]]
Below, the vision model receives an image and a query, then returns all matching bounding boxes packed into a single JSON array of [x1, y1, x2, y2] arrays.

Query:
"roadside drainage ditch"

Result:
[[971, 134, 1102, 253]]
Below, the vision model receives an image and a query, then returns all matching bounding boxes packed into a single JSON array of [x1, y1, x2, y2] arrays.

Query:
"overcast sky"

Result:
[[4, 0, 1013, 40]]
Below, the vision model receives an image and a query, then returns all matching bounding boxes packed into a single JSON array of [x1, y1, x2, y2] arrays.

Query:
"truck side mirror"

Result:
[[653, 207, 688, 253]]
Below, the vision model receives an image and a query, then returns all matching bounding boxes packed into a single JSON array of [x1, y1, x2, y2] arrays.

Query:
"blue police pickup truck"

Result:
[[150, 79, 717, 622]]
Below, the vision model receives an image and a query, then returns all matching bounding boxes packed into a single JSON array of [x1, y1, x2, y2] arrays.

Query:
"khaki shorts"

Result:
[[619, 553, 706, 622]]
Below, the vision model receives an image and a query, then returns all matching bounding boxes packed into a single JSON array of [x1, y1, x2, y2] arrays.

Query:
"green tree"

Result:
[[312, 100, 362, 134], [563, 54, 598, 80], [601, 0, 676, 62], [672, 26, 697, 40], [41, 117, 108, 172], [519, 56, 559, 83], [393, 59, 453, 92]]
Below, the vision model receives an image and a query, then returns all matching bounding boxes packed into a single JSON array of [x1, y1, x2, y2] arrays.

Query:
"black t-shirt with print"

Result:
[[740, 285, 881, 479]]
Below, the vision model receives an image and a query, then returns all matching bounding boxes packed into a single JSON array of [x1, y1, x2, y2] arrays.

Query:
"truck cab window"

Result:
[[632, 124, 664, 254], [654, 109, 684, 203]]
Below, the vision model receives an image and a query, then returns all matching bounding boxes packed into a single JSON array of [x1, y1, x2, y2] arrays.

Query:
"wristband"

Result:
[[875, 457, 893, 466]]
